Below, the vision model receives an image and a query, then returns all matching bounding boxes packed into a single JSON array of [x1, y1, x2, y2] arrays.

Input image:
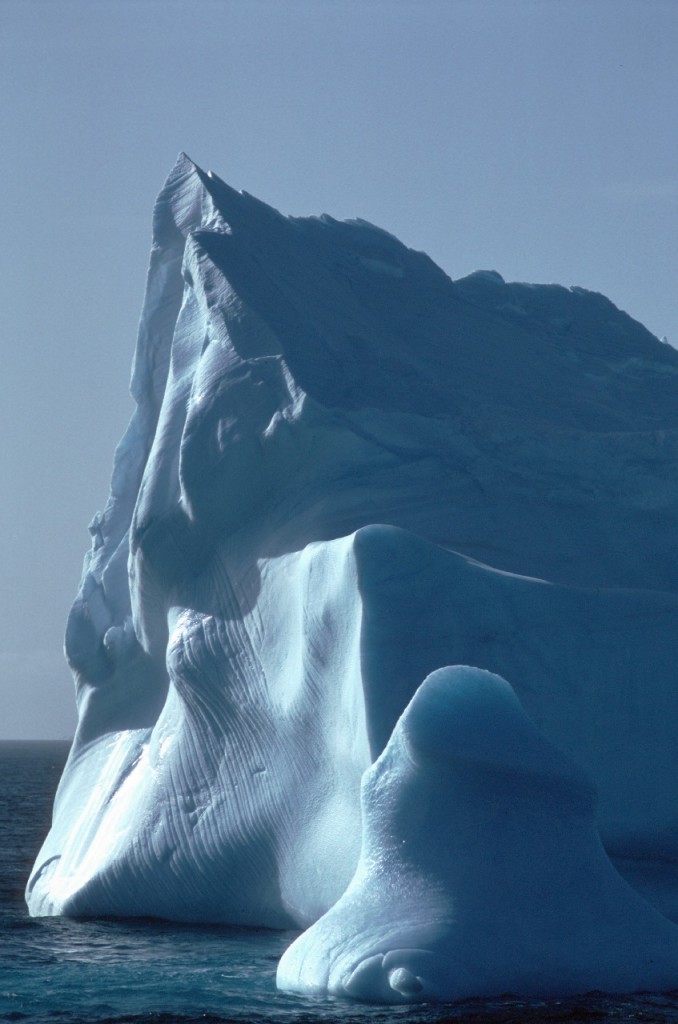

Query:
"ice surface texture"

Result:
[[278, 666, 678, 1002], [27, 155, 678, 999]]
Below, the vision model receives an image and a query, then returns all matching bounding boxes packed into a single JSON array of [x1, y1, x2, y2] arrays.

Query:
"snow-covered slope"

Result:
[[27, 154, 678, 1001]]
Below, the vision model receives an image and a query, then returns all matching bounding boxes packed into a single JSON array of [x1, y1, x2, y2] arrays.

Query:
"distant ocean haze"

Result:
[[0, 650, 76, 740]]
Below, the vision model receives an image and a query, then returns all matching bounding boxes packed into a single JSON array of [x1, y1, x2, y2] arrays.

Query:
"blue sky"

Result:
[[0, 0, 676, 737]]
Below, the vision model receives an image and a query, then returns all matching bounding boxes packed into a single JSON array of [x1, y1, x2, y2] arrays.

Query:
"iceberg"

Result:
[[278, 666, 678, 1002], [27, 154, 678, 1001]]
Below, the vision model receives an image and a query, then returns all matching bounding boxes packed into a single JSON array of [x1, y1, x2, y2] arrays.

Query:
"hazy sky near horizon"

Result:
[[1, 0, 676, 738]]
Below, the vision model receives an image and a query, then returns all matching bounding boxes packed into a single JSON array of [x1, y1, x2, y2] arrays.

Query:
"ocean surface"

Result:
[[3, 743, 678, 1024]]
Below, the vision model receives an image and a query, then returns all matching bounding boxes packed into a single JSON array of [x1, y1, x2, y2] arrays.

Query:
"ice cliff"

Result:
[[27, 154, 678, 1002]]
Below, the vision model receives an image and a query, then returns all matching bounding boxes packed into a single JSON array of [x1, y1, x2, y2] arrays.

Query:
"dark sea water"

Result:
[[3, 743, 678, 1024]]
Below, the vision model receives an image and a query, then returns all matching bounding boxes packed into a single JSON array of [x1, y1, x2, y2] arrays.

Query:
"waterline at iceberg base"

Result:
[[28, 154, 678, 1003]]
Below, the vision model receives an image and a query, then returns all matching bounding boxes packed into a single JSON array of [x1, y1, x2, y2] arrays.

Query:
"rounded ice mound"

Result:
[[277, 666, 678, 1003]]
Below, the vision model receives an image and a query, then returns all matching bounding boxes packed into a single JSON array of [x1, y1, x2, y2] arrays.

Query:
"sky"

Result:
[[0, 0, 676, 739]]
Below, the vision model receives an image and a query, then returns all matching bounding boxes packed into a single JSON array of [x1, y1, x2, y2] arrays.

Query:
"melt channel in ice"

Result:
[[27, 153, 678, 1003]]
